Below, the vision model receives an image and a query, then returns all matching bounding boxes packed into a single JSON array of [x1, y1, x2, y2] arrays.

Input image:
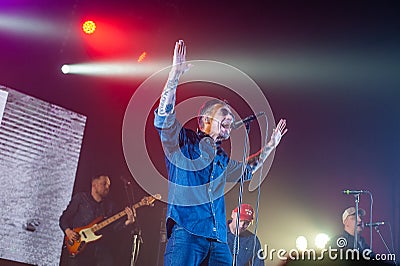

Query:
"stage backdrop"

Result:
[[0, 86, 86, 265]]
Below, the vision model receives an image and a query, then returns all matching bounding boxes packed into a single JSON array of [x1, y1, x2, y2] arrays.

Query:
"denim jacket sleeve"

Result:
[[225, 159, 253, 183], [154, 109, 185, 155]]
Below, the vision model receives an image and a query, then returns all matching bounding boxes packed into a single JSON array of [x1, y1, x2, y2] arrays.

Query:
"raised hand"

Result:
[[267, 119, 288, 149], [247, 119, 287, 172], [169, 40, 191, 80], [158, 40, 191, 116]]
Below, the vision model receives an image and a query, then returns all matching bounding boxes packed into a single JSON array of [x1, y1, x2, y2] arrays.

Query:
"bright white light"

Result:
[[315, 233, 330, 249], [60, 60, 168, 77], [61, 65, 70, 74], [296, 236, 308, 251], [0, 14, 59, 36]]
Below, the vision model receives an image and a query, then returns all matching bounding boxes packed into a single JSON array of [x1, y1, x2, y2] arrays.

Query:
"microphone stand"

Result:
[[367, 191, 373, 251], [131, 228, 143, 266], [353, 194, 360, 249], [121, 177, 142, 266], [232, 122, 251, 266], [156, 206, 167, 266], [374, 226, 397, 265]]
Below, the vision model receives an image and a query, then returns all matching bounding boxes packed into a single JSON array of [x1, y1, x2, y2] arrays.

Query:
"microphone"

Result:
[[365, 221, 385, 227], [232, 112, 264, 129], [342, 189, 368, 195]]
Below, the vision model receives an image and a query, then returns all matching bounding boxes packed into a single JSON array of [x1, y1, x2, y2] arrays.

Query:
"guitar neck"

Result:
[[91, 201, 144, 233]]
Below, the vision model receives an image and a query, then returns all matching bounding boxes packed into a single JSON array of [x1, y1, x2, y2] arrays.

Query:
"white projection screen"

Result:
[[0, 85, 87, 265]]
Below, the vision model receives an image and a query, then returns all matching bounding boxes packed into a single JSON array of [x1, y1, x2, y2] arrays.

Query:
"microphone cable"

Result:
[[368, 191, 373, 251], [251, 114, 268, 266]]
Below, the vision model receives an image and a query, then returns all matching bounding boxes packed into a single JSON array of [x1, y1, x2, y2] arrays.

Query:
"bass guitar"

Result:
[[65, 194, 161, 257]]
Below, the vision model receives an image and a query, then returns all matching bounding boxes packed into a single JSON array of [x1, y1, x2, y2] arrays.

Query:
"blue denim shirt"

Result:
[[154, 110, 252, 243]]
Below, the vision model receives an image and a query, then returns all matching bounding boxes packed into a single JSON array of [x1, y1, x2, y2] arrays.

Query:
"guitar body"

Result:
[[65, 217, 103, 257]]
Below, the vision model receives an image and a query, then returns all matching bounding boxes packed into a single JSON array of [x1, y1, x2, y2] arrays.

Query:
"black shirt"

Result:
[[59, 192, 114, 233]]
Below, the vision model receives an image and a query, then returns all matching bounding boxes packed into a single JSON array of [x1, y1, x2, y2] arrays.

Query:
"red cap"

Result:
[[233, 204, 254, 221]]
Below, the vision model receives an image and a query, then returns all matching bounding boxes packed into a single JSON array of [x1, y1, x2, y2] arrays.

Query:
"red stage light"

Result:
[[82, 20, 96, 34], [137, 52, 147, 62]]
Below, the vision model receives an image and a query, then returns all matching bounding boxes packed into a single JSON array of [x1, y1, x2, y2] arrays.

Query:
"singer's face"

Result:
[[207, 106, 233, 141], [344, 214, 364, 235]]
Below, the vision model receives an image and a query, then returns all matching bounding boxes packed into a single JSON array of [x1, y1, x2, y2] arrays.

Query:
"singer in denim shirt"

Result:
[[155, 40, 287, 266], [155, 107, 253, 243]]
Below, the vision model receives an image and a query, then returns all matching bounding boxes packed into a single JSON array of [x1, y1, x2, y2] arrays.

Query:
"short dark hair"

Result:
[[197, 99, 233, 129], [91, 174, 108, 184]]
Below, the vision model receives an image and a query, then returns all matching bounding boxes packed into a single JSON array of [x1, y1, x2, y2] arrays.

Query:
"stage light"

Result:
[[61, 65, 70, 74], [58, 60, 166, 77], [295, 236, 308, 251], [82, 20, 96, 34], [137, 52, 147, 62], [315, 233, 329, 249]]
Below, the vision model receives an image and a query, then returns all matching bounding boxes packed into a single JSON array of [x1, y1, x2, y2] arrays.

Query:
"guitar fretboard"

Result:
[[91, 201, 146, 233]]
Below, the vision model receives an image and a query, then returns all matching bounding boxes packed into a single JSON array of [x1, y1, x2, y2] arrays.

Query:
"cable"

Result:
[[232, 121, 251, 266], [251, 115, 268, 265], [367, 191, 373, 250]]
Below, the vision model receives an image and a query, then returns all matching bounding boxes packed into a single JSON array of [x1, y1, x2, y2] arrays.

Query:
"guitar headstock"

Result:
[[140, 194, 161, 207]]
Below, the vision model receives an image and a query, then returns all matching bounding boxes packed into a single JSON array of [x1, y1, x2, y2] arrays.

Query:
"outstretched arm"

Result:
[[247, 118, 288, 173], [157, 40, 190, 116]]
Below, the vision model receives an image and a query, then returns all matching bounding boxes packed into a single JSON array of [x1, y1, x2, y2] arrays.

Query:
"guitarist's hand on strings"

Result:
[[65, 228, 80, 242], [125, 207, 136, 226]]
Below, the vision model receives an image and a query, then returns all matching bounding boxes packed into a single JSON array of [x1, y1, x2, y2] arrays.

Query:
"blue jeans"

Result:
[[164, 225, 232, 266]]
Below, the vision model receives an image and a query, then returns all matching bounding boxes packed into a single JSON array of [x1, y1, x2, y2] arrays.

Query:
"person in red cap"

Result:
[[227, 204, 264, 266]]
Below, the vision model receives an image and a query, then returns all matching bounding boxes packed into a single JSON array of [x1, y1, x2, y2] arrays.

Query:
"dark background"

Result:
[[0, 1, 399, 265]]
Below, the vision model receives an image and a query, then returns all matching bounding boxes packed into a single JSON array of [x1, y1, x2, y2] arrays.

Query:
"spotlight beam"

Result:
[[0, 13, 59, 36], [60, 61, 168, 77]]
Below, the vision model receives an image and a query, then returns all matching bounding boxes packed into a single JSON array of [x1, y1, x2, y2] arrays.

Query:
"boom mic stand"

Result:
[[232, 122, 251, 266], [131, 228, 143, 266], [354, 193, 360, 249], [373, 225, 397, 265], [121, 176, 142, 266]]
